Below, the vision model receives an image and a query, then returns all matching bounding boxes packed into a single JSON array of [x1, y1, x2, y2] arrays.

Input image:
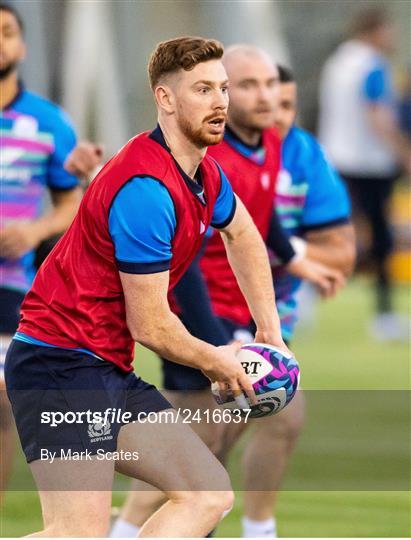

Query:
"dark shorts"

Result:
[[161, 317, 255, 391], [0, 287, 25, 334], [5, 340, 171, 463]]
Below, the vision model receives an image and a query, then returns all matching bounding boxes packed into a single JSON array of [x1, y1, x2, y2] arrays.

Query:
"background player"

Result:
[[226, 64, 355, 538], [5, 37, 290, 537], [318, 6, 410, 340], [109, 46, 347, 539], [0, 2, 83, 499]]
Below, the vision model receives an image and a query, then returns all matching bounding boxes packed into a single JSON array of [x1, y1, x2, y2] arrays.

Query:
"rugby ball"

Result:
[[212, 343, 300, 418]]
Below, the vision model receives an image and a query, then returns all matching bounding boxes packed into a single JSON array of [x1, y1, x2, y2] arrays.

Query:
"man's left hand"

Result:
[[0, 221, 44, 259], [254, 329, 292, 356]]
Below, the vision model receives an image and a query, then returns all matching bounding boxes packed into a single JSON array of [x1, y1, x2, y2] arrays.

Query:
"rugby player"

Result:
[[227, 64, 355, 538], [0, 2, 82, 499], [109, 47, 348, 539], [5, 37, 288, 537]]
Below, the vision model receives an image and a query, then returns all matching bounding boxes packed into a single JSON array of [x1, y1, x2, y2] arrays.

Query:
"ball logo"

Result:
[[241, 361, 262, 376], [237, 349, 273, 382], [249, 396, 283, 418]]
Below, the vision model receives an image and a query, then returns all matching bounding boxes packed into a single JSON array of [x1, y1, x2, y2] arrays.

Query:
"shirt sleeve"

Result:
[[301, 141, 351, 231], [47, 109, 79, 190], [266, 210, 296, 264], [211, 164, 237, 228], [109, 176, 177, 273], [363, 64, 389, 104]]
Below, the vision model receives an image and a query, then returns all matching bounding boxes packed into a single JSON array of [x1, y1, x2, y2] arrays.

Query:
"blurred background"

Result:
[[13, 0, 411, 284], [13, 0, 411, 149], [2, 0, 410, 537]]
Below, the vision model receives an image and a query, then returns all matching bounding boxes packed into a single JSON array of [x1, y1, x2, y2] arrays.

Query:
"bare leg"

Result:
[[242, 391, 305, 520], [116, 408, 233, 537], [117, 389, 226, 530], [28, 457, 114, 537], [0, 365, 16, 504]]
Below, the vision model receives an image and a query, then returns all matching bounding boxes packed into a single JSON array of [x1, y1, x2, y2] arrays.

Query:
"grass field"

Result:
[[1, 277, 410, 537]]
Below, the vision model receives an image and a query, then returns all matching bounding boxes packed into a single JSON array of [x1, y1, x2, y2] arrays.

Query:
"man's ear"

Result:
[[154, 83, 175, 115]]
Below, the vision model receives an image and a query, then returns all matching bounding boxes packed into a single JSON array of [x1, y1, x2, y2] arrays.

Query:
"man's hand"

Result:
[[202, 341, 257, 404], [1, 189, 80, 260], [286, 256, 345, 298], [119, 270, 257, 405], [254, 330, 291, 357], [0, 220, 44, 259], [64, 141, 104, 182]]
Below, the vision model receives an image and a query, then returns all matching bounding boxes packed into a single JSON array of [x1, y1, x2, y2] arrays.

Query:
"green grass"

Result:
[[1, 278, 410, 537]]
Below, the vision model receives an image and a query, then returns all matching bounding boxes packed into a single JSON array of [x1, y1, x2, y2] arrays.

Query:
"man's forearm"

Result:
[[222, 221, 281, 338], [32, 188, 82, 243], [304, 225, 356, 277], [130, 307, 218, 372], [306, 242, 355, 276], [368, 105, 411, 167]]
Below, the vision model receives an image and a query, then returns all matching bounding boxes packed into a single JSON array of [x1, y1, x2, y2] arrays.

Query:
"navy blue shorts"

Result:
[[5, 340, 171, 463], [0, 287, 25, 334], [162, 317, 255, 391]]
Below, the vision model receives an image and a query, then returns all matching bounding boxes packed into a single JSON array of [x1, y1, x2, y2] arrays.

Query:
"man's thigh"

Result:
[[162, 388, 225, 453], [115, 408, 231, 494], [30, 453, 115, 492], [251, 389, 305, 439], [29, 459, 113, 535]]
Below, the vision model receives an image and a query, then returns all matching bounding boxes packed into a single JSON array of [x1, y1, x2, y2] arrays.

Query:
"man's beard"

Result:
[[178, 113, 225, 149], [0, 61, 18, 80], [230, 105, 275, 132]]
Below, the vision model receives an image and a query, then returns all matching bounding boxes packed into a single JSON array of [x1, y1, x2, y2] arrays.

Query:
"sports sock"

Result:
[[109, 517, 140, 538], [242, 516, 277, 538]]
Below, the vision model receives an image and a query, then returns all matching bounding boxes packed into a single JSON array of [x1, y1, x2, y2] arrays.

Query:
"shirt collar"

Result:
[[149, 124, 206, 204], [224, 124, 266, 165]]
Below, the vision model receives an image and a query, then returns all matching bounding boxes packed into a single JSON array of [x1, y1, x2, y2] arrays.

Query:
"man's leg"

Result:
[[0, 359, 15, 503], [241, 391, 305, 537], [28, 457, 114, 537], [25, 408, 232, 538], [0, 289, 25, 502], [115, 408, 233, 538], [111, 388, 227, 537], [367, 178, 395, 314]]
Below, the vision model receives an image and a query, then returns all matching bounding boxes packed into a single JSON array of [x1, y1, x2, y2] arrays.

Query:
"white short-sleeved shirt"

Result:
[[318, 40, 399, 177]]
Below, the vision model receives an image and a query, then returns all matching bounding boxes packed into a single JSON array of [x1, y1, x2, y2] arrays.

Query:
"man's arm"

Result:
[[304, 223, 356, 277], [367, 104, 411, 174], [119, 269, 255, 401], [64, 141, 104, 184], [267, 210, 346, 296], [219, 195, 287, 349], [0, 187, 81, 259], [173, 247, 231, 346], [362, 65, 411, 173]]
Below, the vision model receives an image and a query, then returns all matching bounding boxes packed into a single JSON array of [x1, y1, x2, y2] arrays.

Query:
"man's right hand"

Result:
[[64, 141, 104, 182], [286, 256, 345, 298], [202, 341, 257, 404]]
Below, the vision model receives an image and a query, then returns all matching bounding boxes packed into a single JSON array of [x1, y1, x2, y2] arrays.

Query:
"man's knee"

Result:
[[180, 489, 234, 521], [42, 511, 110, 537], [42, 502, 111, 537], [260, 394, 306, 442], [0, 392, 13, 431]]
